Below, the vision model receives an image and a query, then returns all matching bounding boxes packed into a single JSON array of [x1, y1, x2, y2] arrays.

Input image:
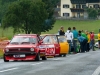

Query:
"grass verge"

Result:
[[43, 20, 100, 34], [0, 20, 100, 39]]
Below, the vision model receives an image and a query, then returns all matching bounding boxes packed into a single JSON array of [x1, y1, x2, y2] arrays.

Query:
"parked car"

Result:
[[94, 42, 99, 48], [3, 34, 47, 62], [40, 34, 60, 57], [40, 34, 69, 57]]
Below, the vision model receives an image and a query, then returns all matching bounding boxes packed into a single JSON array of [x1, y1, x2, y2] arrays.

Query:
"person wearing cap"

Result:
[[59, 26, 65, 35], [65, 27, 73, 53], [97, 31, 100, 49], [72, 27, 78, 53]]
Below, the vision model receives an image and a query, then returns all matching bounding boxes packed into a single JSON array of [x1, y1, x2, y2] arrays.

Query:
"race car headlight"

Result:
[[5, 49, 9, 52], [30, 48, 34, 51]]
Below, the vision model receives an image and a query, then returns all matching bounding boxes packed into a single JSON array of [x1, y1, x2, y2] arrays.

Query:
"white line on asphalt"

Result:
[[0, 68, 18, 73], [92, 66, 100, 75], [52, 58, 60, 60], [31, 62, 43, 65]]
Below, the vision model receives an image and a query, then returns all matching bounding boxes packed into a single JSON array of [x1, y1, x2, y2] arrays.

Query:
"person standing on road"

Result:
[[59, 26, 65, 35], [81, 30, 88, 52], [77, 34, 87, 53], [65, 27, 73, 53], [90, 31, 95, 51], [72, 27, 78, 54], [97, 31, 100, 49], [86, 31, 91, 52]]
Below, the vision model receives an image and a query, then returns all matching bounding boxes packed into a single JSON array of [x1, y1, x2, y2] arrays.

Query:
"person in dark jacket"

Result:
[[59, 26, 65, 35]]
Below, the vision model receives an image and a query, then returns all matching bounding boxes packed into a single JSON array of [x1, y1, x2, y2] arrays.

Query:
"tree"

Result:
[[41, 0, 60, 32], [0, 0, 17, 23], [1, 0, 17, 4], [87, 8, 98, 19], [2, 0, 48, 34]]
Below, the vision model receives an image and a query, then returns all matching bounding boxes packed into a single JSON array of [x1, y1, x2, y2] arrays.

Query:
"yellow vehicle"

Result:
[[57, 35, 69, 57]]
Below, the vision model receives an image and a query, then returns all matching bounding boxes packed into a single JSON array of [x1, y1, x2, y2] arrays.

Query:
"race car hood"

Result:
[[5, 44, 37, 48]]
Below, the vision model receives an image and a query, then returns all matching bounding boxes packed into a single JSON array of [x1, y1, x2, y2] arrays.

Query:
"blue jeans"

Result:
[[80, 39, 87, 52], [90, 39, 95, 51], [67, 40, 71, 52], [73, 39, 77, 53]]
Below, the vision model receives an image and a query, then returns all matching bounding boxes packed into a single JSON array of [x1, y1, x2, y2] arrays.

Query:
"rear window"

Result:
[[57, 36, 67, 43]]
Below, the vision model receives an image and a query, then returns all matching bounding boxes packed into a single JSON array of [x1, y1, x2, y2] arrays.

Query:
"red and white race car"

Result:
[[3, 34, 59, 62]]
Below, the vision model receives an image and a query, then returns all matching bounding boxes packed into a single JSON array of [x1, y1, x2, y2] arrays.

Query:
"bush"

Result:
[[0, 37, 8, 41]]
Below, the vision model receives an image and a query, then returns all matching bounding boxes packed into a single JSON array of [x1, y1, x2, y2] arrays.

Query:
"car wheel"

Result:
[[59, 54, 62, 57], [14, 60, 18, 62], [3, 55, 9, 62], [63, 54, 66, 57], [42, 56, 47, 60], [35, 53, 40, 61]]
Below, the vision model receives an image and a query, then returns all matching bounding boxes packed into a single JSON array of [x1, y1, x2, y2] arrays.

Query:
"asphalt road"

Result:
[[0, 50, 100, 75]]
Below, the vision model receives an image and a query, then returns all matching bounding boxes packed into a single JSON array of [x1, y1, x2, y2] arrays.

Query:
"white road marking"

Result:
[[0, 68, 18, 73], [52, 58, 60, 60], [92, 66, 100, 75], [31, 62, 43, 65]]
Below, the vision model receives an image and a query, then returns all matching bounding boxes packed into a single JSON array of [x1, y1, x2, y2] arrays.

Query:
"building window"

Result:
[[94, 4, 99, 8], [63, 13, 70, 17], [76, 5, 81, 9], [82, 5, 86, 9], [63, 4, 70, 8]]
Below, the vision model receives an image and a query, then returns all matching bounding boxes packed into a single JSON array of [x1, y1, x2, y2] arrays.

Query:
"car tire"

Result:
[[63, 54, 66, 57], [14, 60, 18, 62], [42, 56, 47, 60], [3, 55, 9, 62], [35, 53, 40, 61], [59, 54, 62, 57]]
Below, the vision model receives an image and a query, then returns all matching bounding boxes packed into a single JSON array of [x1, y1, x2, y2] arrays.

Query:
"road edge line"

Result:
[[92, 66, 100, 75]]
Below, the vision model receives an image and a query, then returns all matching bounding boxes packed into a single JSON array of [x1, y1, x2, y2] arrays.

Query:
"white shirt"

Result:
[[65, 30, 73, 42]]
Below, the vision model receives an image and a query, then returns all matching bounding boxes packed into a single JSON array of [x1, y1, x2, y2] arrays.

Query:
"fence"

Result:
[[56, 17, 97, 21]]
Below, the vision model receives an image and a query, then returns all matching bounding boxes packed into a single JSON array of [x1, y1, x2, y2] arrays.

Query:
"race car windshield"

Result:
[[10, 37, 37, 44]]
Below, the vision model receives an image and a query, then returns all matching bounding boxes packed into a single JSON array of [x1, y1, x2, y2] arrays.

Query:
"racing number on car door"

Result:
[[42, 35, 56, 56], [45, 45, 55, 55]]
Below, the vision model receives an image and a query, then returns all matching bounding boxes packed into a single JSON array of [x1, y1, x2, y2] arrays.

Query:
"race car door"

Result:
[[51, 35, 60, 56], [40, 35, 60, 56], [57, 35, 69, 54]]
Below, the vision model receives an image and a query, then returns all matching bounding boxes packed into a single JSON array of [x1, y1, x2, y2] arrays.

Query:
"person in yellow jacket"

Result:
[[85, 30, 90, 52], [97, 31, 100, 49]]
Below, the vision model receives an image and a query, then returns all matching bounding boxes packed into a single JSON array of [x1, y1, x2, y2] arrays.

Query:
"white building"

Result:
[[60, 0, 100, 18]]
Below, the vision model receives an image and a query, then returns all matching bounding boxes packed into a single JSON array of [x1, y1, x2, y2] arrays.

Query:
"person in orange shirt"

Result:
[[97, 31, 100, 49]]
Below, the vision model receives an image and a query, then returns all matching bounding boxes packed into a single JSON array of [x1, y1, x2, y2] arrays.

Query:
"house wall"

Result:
[[61, 0, 72, 17]]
